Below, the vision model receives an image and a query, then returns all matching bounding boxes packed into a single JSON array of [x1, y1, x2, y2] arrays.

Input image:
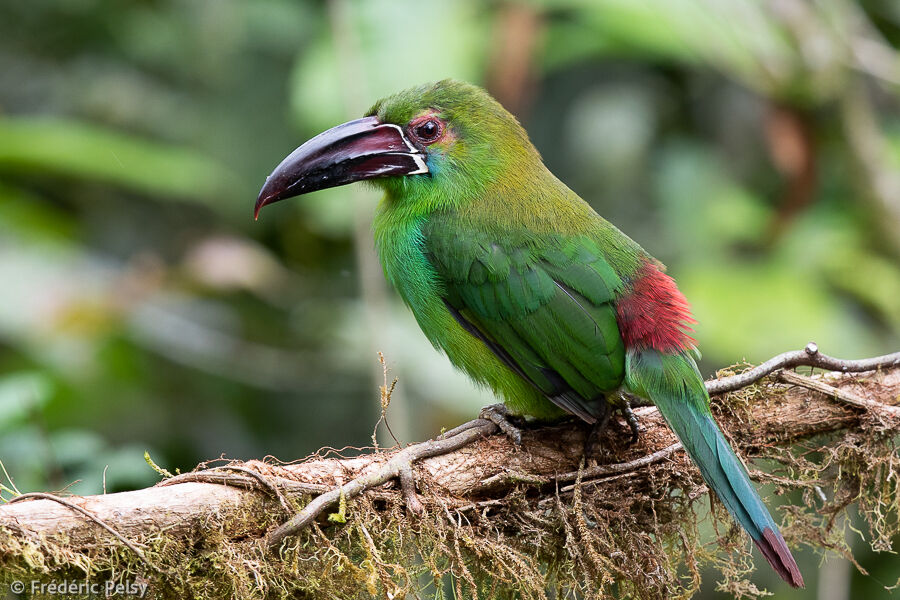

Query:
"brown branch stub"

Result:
[[398, 461, 424, 516]]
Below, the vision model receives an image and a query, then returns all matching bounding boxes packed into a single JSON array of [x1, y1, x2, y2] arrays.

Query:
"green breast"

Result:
[[421, 213, 628, 418], [375, 192, 637, 422], [373, 203, 558, 419]]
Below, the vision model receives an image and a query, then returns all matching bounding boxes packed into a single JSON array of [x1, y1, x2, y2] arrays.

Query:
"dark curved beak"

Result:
[[255, 116, 428, 219]]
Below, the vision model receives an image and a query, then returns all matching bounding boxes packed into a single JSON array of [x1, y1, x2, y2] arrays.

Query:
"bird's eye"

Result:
[[411, 118, 442, 144]]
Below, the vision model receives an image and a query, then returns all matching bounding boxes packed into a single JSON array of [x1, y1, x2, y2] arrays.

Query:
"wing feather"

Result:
[[426, 227, 627, 422]]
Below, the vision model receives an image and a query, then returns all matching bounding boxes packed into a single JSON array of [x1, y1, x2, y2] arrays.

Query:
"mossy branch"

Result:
[[1, 347, 899, 600]]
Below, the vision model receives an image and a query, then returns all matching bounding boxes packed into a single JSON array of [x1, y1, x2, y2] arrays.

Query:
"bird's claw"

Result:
[[583, 402, 612, 457], [479, 403, 523, 445], [620, 396, 642, 445]]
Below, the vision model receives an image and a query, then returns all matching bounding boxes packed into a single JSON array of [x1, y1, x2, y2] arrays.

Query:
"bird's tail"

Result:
[[625, 348, 804, 588]]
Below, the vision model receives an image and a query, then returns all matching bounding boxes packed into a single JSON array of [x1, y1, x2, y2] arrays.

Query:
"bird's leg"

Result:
[[583, 400, 612, 458], [619, 392, 642, 445], [479, 403, 523, 445]]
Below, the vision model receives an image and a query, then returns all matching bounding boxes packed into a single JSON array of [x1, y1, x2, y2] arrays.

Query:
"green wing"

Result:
[[424, 225, 627, 422]]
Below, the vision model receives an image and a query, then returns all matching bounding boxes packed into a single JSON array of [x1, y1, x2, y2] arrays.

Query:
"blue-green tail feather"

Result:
[[625, 348, 804, 588]]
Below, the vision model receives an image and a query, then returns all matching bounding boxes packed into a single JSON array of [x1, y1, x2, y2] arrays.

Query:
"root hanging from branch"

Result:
[[1, 345, 899, 600]]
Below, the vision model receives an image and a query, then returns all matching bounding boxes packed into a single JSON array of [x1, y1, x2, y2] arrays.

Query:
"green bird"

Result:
[[255, 80, 804, 587]]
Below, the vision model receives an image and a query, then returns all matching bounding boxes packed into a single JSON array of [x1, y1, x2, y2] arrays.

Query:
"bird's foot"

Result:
[[619, 394, 642, 446], [479, 403, 523, 445], [583, 402, 612, 458]]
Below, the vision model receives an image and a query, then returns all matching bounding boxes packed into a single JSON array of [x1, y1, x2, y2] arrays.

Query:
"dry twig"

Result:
[[706, 342, 900, 394]]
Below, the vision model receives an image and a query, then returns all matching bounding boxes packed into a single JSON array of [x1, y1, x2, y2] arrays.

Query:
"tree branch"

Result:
[[1, 347, 898, 598]]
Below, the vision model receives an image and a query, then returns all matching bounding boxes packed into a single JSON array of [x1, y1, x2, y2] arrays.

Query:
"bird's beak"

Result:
[[255, 116, 428, 219]]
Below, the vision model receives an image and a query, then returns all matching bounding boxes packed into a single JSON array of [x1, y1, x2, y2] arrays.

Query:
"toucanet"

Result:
[[255, 80, 804, 587]]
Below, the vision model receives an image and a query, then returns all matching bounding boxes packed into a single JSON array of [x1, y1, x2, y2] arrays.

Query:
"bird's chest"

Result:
[[374, 211, 448, 337]]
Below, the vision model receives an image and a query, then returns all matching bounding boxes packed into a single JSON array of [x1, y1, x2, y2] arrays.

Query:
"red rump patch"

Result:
[[615, 260, 697, 353]]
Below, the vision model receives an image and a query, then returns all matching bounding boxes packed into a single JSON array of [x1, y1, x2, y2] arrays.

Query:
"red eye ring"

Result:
[[409, 116, 443, 145]]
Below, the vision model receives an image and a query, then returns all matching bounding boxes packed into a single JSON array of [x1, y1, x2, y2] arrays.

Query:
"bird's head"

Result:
[[255, 79, 538, 218]]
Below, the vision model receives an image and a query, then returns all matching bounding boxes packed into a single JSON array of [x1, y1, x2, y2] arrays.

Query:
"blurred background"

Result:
[[0, 0, 898, 597]]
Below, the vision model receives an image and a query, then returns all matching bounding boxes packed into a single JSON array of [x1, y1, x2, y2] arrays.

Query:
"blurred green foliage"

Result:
[[1, 0, 899, 596]]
